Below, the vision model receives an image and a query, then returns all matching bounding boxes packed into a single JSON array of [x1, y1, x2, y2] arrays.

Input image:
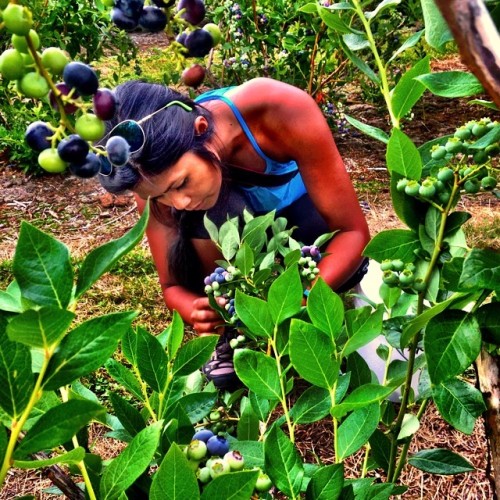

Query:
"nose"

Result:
[[169, 192, 192, 210]]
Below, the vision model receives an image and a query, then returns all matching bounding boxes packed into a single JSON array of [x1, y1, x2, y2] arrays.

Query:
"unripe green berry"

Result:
[[187, 439, 208, 460], [445, 137, 463, 154], [464, 179, 480, 194], [209, 458, 231, 479], [391, 259, 405, 272], [236, 334, 245, 342], [197, 466, 212, 483], [382, 270, 399, 286], [437, 167, 454, 183], [481, 176, 497, 190], [255, 472, 273, 492], [419, 181, 436, 198], [229, 338, 239, 349], [224, 450, 245, 471], [209, 410, 221, 422], [431, 145, 447, 160], [404, 180, 420, 196], [454, 126, 471, 141], [396, 178, 409, 192], [399, 270, 415, 287], [473, 150, 489, 165], [380, 259, 393, 271]]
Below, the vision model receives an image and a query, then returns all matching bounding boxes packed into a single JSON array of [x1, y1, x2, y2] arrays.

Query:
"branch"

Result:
[[434, 0, 500, 109]]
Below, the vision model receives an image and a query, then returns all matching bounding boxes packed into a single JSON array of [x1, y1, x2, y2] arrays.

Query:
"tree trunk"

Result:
[[475, 350, 500, 499], [434, 0, 500, 108]]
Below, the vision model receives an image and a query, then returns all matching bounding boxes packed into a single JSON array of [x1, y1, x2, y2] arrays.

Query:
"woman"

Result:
[[99, 78, 370, 389]]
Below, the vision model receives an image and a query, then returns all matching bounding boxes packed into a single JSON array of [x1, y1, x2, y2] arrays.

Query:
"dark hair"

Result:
[[98, 80, 224, 292], [98, 80, 221, 194]]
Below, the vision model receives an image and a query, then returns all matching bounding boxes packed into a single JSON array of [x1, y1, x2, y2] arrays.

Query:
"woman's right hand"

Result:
[[190, 296, 227, 335]]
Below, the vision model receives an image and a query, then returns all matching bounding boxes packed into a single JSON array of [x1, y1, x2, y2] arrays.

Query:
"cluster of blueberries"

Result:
[[186, 428, 272, 493], [110, 0, 169, 32]]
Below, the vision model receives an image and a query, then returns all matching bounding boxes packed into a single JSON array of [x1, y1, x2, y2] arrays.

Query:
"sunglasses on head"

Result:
[[102, 100, 193, 171]]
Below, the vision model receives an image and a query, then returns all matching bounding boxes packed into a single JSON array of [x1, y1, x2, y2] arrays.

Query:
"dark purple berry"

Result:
[[63, 62, 99, 96], [138, 6, 167, 32], [177, 0, 206, 26], [115, 0, 144, 18], [69, 152, 101, 178], [57, 134, 89, 163], [49, 82, 79, 114], [185, 28, 213, 58], [25, 121, 53, 151], [93, 88, 118, 121], [106, 136, 131, 167], [111, 8, 139, 30]]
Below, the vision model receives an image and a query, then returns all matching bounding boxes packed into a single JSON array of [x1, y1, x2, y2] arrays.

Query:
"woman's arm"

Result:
[[135, 195, 224, 333], [237, 79, 371, 289]]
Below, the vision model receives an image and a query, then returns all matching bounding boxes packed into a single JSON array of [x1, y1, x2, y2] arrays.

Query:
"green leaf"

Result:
[[0, 289, 23, 313], [386, 128, 422, 179], [219, 219, 240, 261], [339, 38, 380, 84], [459, 248, 500, 291], [234, 349, 281, 400], [0, 426, 7, 466], [14, 447, 85, 469], [363, 229, 420, 262], [75, 204, 149, 298], [178, 391, 218, 424], [388, 29, 424, 63], [233, 440, 265, 469], [289, 386, 331, 424], [173, 335, 218, 376], [109, 392, 145, 438], [416, 72, 484, 98], [343, 305, 384, 357], [337, 404, 379, 460], [365, 0, 401, 20], [42, 311, 137, 390], [424, 310, 481, 385], [290, 319, 338, 389], [445, 212, 472, 236], [201, 470, 259, 500], [467, 125, 500, 150], [0, 314, 33, 419], [344, 115, 389, 144], [369, 429, 391, 472], [307, 278, 344, 339], [241, 211, 275, 255], [203, 214, 219, 242], [477, 303, 500, 344], [401, 292, 471, 347], [164, 310, 184, 360], [390, 174, 425, 230], [234, 290, 274, 338], [397, 413, 420, 440], [234, 242, 255, 276], [331, 385, 395, 419], [408, 448, 474, 474], [306, 463, 344, 500], [6, 307, 74, 349], [265, 425, 304, 498], [13, 221, 73, 308], [105, 358, 144, 401], [467, 99, 499, 111], [136, 327, 169, 391], [299, 2, 319, 14], [343, 33, 369, 51], [14, 400, 105, 458], [150, 442, 200, 500], [237, 399, 260, 441], [433, 379, 486, 434], [421, 0, 454, 49], [317, 6, 352, 34], [268, 265, 303, 324], [100, 422, 162, 499], [392, 56, 430, 120]]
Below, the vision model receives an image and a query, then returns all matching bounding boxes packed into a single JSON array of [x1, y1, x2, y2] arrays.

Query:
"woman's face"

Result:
[[135, 152, 222, 211]]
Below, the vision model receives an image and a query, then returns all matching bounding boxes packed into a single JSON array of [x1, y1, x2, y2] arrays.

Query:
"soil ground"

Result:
[[0, 33, 498, 498]]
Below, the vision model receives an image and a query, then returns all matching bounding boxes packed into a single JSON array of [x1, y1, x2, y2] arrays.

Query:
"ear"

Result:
[[194, 116, 209, 136]]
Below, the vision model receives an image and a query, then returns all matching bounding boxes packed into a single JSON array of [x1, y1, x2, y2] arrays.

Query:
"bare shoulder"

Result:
[[231, 78, 315, 112]]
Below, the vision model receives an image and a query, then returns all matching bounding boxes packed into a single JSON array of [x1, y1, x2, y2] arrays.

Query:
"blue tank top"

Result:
[[195, 87, 307, 213]]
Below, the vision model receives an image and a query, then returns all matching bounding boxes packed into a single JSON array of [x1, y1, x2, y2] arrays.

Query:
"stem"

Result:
[[351, 0, 399, 128], [270, 329, 294, 442], [308, 23, 326, 95], [59, 387, 97, 500], [0, 351, 52, 485]]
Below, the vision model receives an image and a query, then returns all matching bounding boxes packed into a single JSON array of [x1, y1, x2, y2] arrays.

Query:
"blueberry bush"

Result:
[[0, 0, 499, 498]]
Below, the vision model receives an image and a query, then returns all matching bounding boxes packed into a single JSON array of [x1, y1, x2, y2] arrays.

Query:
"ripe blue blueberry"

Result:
[[192, 429, 215, 443], [206, 435, 230, 456]]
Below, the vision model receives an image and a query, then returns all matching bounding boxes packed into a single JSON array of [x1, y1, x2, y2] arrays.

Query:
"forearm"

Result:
[[162, 285, 201, 326], [317, 228, 370, 290]]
